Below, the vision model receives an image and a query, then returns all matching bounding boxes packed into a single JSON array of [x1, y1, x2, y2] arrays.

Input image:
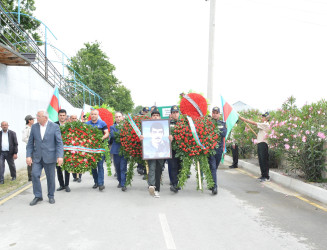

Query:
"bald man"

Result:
[[0, 121, 18, 184]]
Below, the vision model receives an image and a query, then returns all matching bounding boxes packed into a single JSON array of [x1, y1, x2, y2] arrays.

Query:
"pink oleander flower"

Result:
[[284, 144, 290, 150], [317, 132, 326, 139], [302, 136, 307, 142], [305, 130, 310, 135], [284, 138, 289, 142]]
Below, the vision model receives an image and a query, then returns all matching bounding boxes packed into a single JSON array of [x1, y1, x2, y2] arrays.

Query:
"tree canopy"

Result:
[[69, 41, 134, 113], [1, 0, 42, 42]]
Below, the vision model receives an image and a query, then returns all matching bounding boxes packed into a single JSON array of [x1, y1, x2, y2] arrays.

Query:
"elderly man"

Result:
[[85, 109, 109, 191], [70, 115, 78, 122], [110, 112, 127, 191], [0, 121, 18, 184], [22, 115, 35, 181], [26, 110, 64, 206]]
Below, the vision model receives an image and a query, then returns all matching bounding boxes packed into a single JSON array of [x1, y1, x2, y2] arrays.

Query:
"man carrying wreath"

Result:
[[86, 109, 109, 191], [110, 112, 127, 191]]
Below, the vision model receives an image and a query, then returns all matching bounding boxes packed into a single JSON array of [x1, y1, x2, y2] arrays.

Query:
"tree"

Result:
[[69, 41, 134, 113], [1, 0, 42, 42], [132, 105, 143, 115]]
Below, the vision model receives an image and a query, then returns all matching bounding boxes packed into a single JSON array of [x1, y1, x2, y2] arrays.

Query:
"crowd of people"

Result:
[[0, 106, 271, 206]]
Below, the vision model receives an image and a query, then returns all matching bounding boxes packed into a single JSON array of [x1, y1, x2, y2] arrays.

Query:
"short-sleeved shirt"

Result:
[[85, 120, 108, 134], [257, 122, 270, 144]]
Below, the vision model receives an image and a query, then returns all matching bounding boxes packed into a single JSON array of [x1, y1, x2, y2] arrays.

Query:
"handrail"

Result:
[[0, 1, 103, 108]]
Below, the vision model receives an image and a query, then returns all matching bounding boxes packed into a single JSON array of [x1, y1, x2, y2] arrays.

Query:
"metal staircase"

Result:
[[0, 1, 103, 108]]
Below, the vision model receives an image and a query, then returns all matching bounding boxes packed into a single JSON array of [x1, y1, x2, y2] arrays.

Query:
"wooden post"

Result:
[[197, 161, 202, 190]]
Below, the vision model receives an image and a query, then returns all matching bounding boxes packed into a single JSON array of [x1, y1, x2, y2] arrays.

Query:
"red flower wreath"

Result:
[[180, 93, 208, 119]]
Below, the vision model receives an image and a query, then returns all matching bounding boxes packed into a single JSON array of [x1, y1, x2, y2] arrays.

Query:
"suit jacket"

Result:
[[110, 123, 121, 155], [26, 121, 64, 164], [0, 130, 18, 155]]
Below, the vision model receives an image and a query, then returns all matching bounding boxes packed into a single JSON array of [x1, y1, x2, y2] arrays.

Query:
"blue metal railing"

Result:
[[0, 1, 103, 108]]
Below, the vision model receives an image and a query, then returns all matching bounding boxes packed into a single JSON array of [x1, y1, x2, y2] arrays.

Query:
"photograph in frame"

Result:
[[142, 119, 172, 160]]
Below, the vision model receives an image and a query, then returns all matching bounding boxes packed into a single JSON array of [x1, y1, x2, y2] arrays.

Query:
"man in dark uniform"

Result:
[[208, 107, 227, 195], [168, 105, 182, 193]]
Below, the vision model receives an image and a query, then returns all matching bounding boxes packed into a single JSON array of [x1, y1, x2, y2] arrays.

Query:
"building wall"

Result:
[[0, 64, 81, 170]]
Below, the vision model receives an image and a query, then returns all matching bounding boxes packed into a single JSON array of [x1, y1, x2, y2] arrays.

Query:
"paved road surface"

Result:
[[0, 160, 326, 250]]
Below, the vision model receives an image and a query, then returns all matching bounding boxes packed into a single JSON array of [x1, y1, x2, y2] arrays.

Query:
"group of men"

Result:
[[1, 104, 270, 205]]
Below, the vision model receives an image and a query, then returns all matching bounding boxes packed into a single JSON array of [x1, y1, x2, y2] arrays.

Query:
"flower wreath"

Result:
[[172, 115, 219, 190], [60, 121, 109, 174], [117, 114, 150, 185]]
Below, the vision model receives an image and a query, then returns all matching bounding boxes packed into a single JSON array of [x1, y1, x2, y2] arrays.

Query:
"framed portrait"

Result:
[[142, 119, 172, 160]]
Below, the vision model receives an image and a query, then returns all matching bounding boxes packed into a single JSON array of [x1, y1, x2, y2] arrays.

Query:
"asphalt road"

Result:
[[0, 160, 326, 250]]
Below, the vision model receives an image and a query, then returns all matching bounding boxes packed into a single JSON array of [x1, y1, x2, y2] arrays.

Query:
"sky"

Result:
[[33, 0, 327, 112]]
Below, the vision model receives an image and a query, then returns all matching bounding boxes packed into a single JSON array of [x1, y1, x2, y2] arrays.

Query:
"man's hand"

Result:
[[57, 158, 63, 166], [139, 135, 144, 141], [26, 157, 33, 166], [169, 135, 173, 142], [13, 154, 18, 160]]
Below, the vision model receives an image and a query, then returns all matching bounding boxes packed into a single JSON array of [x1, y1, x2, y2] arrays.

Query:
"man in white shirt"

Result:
[[239, 112, 270, 182], [0, 121, 18, 184], [22, 115, 35, 181]]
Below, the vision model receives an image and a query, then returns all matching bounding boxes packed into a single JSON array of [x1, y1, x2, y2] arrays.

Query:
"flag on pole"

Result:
[[221, 96, 239, 142], [47, 87, 61, 122]]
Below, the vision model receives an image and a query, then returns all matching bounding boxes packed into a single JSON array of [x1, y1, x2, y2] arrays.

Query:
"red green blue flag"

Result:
[[47, 87, 61, 122], [221, 96, 239, 142]]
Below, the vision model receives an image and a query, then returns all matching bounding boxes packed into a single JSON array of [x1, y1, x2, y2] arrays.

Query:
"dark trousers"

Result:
[[208, 147, 223, 188], [167, 150, 182, 186], [258, 142, 269, 178], [113, 154, 127, 187], [32, 159, 56, 199], [148, 159, 164, 191], [0, 151, 16, 181], [56, 166, 70, 187], [72, 173, 82, 179], [231, 145, 238, 166]]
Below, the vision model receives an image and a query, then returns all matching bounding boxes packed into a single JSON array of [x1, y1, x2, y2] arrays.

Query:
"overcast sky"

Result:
[[34, 0, 327, 112]]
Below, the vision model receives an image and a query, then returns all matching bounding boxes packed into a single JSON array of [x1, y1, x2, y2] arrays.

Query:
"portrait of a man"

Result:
[[142, 120, 171, 160]]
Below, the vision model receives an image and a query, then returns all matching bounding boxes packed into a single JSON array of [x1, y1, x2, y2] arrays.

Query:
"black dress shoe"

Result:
[[117, 183, 122, 188], [92, 183, 98, 189], [73, 178, 77, 182], [57, 186, 65, 191], [11, 177, 16, 181], [170, 185, 178, 193], [212, 187, 218, 195], [65, 186, 71, 192], [229, 165, 238, 169], [30, 197, 43, 206], [121, 186, 127, 191], [49, 198, 55, 204], [77, 178, 82, 183], [99, 185, 105, 191]]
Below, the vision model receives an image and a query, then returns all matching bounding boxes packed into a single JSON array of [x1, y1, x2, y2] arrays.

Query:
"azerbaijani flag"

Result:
[[221, 96, 239, 145], [47, 87, 61, 122]]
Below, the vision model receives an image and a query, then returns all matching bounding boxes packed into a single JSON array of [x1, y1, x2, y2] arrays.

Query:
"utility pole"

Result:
[[207, 0, 216, 108]]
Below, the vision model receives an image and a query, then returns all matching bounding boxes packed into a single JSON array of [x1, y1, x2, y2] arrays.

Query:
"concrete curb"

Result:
[[224, 155, 327, 204]]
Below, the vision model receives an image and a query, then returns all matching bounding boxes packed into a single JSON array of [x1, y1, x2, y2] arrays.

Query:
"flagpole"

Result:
[[207, 0, 216, 109], [244, 121, 258, 137]]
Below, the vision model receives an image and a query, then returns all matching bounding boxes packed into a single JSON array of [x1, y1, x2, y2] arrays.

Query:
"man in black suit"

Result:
[[55, 109, 71, 192], [0, 121, 18, 184]]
